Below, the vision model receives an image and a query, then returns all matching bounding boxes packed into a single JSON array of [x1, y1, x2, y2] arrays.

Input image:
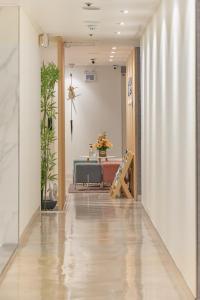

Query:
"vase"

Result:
[[41, 189, 57, 211], [41, 200, 57, 210], [99, 149, 107, 157]]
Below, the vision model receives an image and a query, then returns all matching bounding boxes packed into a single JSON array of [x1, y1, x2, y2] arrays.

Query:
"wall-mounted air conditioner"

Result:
[[85, 71, 96, 82]]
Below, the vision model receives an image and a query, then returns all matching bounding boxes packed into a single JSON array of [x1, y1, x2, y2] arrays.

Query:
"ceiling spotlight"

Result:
[[121, 9, 128, 14], [83, 2, 101, 10], [109, 59, 113, 62], [111, 51, 116, 54], [117, 31, 121, 35], [110, 55, 114, 58], [119, 22, 125, 26], [112, 46, 117, 50]]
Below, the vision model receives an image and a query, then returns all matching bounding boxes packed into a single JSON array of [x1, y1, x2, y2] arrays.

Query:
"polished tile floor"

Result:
[[0, 194, 195, 299]]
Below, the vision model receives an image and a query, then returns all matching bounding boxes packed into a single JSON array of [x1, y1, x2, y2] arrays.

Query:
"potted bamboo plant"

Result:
[[41, 63, 59, 210]]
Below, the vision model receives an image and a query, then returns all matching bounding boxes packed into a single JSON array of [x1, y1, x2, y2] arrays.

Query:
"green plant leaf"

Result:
[[41, 63, 59, 193]]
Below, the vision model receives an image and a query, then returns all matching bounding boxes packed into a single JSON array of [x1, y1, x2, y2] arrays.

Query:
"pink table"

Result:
[[102, 162, 121, 185]]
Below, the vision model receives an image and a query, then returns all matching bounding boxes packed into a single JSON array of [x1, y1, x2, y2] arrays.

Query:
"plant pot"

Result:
[[41, 200, 57, 210], [99, 149, 107, 157]]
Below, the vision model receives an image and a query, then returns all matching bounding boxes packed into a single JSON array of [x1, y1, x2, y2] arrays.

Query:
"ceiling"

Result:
[[6, 0, 160, 65], [65, 40, 139, 66]]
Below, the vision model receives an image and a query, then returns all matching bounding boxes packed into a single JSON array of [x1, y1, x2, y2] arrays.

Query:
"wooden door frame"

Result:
[[135, 47, 142, 199], [196, 0, 200, 298], [197, 0, 200, 298], [125, 47, 141, 200], [57, 37, 66, 210]]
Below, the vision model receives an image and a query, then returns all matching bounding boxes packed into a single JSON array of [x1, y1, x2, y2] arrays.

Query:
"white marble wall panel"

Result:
[[0, 6, 19, 269], [141, 0, 196, 295]]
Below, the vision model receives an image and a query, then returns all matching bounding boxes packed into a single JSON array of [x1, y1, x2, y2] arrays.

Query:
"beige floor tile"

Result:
[[0, 194, 195, 300]]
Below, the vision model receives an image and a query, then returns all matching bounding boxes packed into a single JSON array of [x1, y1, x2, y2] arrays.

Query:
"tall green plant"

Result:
[[41, 63, 59, 205]]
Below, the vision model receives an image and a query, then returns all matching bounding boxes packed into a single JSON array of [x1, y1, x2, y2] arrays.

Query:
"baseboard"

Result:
[[0, 247, 18, 285], [0, 207, 40, 285], [141, 203, 195, 298], [19, 207, 40, 247]]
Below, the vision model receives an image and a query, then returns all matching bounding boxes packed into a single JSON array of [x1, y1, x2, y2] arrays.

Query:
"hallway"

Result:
[[0, 194, 194, 300]]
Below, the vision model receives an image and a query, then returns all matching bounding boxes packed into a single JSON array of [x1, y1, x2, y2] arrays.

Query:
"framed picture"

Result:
[[128, 77, 133, 97], [128, 77, 133, 96]]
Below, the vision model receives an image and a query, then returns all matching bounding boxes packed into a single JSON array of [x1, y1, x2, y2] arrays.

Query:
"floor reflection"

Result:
[[0, 193, 195, 300]]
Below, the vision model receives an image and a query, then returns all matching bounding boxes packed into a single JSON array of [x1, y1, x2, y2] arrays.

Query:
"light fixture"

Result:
[[117, 31, 121, 35], [121, 9, 128, 14], [111, 51, 116, 54], [110, 55, 114, 58], [39, 33, 49, 48], [109, 59, 113, 62], [119, 22, 125, 26], [112, 46, 117, 50]]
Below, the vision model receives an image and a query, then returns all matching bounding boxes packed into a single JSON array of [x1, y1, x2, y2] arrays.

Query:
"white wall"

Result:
[[19, 9, 41, 236], [65, 66, 122, 177], [141, 0, 196, 295]]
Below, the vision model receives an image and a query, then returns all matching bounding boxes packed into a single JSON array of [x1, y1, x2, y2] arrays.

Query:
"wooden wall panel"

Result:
[[135, 48, 141, 196], [196, 1, 200, 298], [126, 48, 141, 200], [126, 50, 134, 153], [57, 37, 66, 210]]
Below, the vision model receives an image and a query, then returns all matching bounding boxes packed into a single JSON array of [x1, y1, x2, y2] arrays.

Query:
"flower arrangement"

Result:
[[93, 132, 113, 151]]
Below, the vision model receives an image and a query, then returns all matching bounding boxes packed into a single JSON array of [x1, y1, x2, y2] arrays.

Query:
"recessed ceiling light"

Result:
[[111, 51, 116, 54], [109, 59, 113, 62], [110, 55, 114, 58], [112, 47, 117, 50], [121, 9, 128, 14], [119, 22, 125, 26], [117, 31, 121, 35]]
